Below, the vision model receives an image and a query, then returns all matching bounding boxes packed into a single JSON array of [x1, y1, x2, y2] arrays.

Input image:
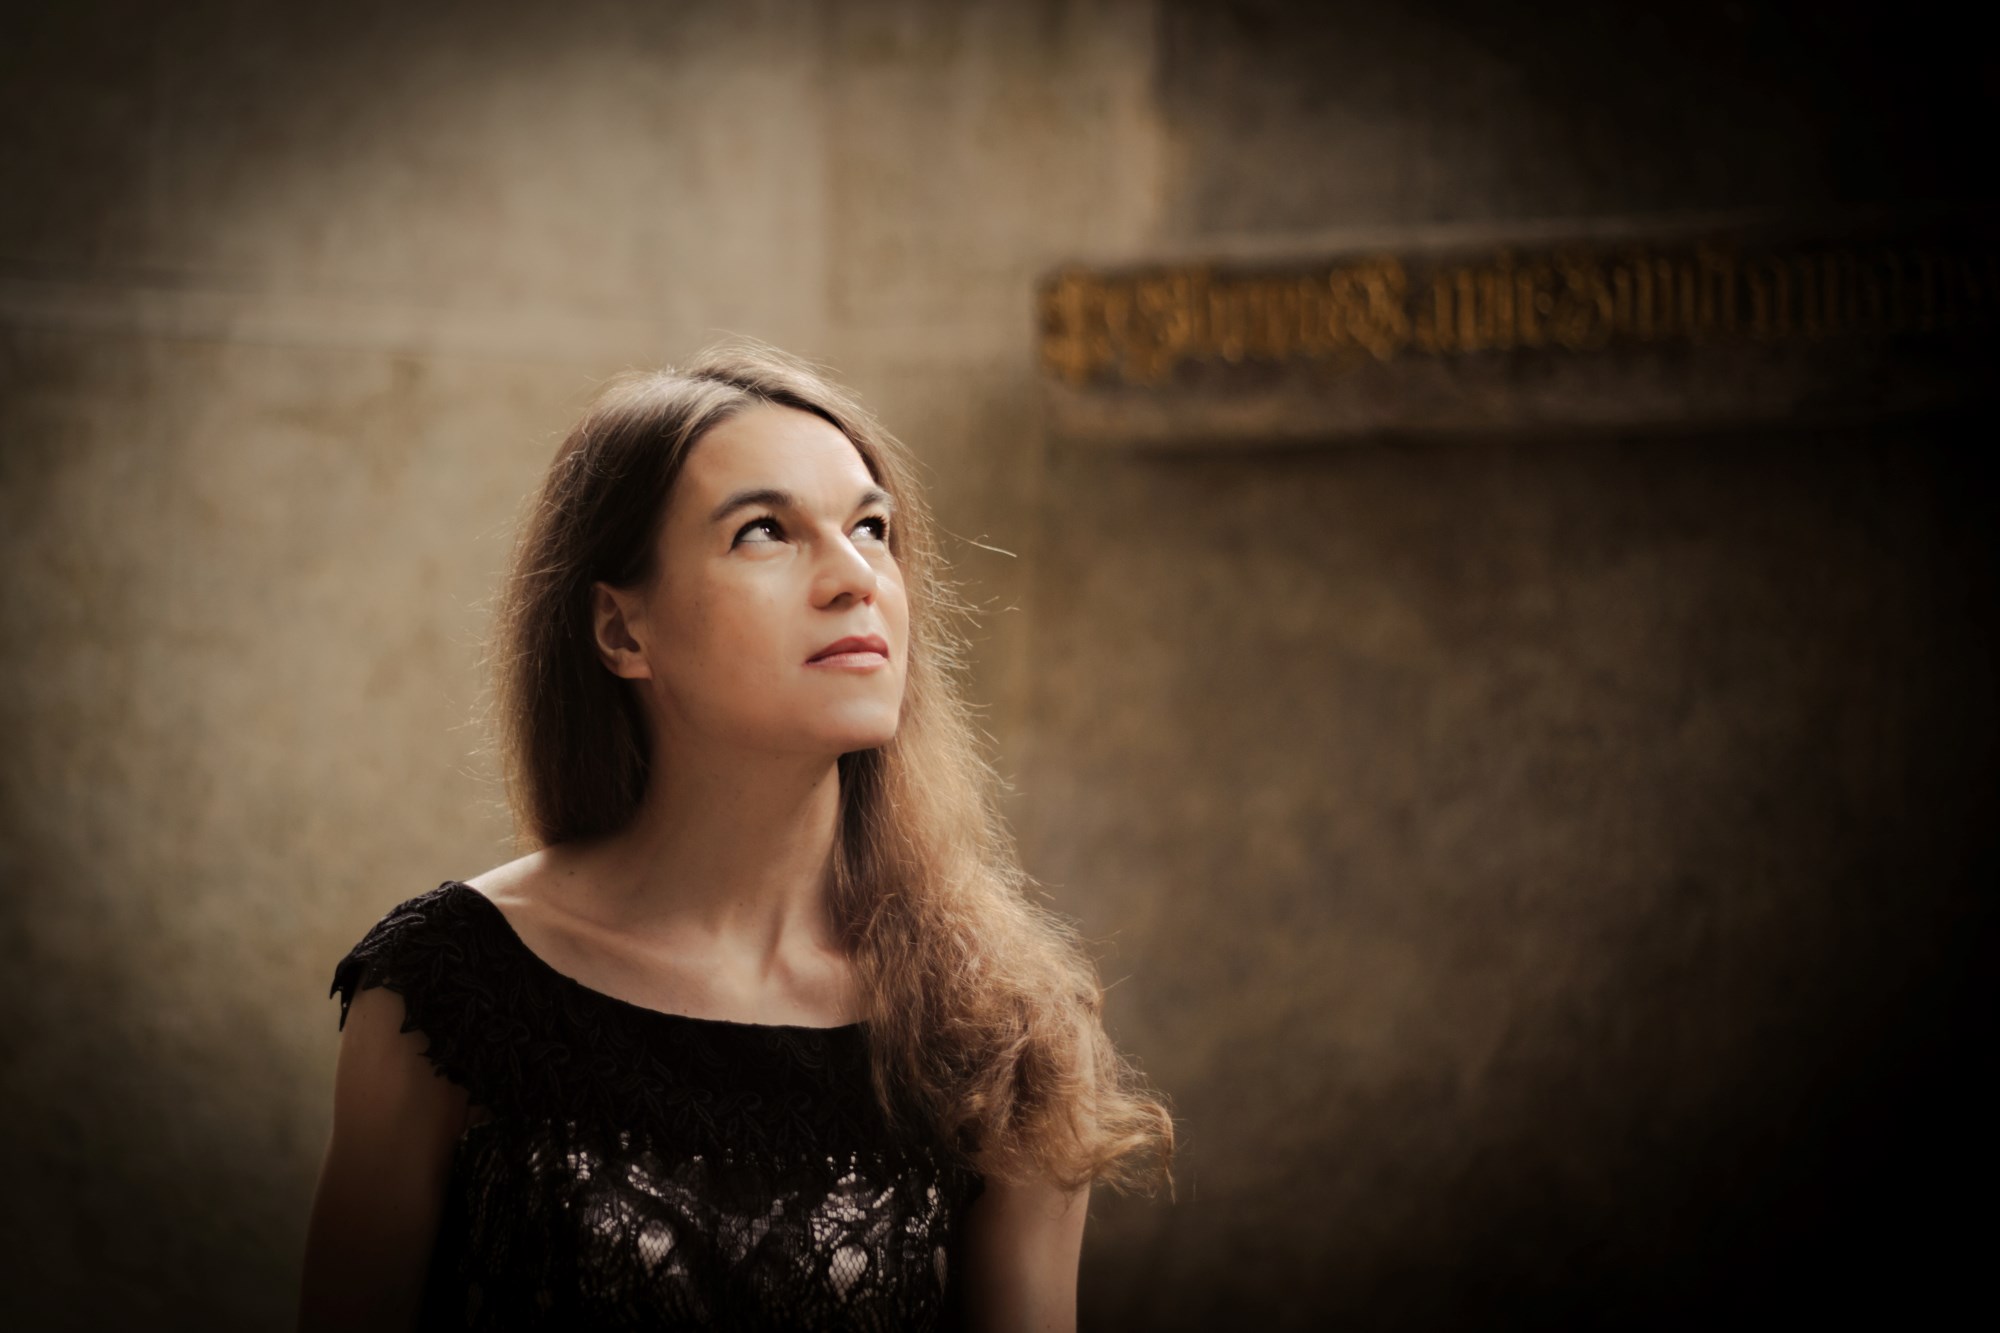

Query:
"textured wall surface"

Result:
[[1040, 1, 1996, 1326], [2, 1, 1994, 1329], [1025, 421, 1994, 1328], [0, 1, 1164, 1326]]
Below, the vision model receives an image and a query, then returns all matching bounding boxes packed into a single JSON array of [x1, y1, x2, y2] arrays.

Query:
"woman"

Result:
[[299, 338, 1174, 1331]]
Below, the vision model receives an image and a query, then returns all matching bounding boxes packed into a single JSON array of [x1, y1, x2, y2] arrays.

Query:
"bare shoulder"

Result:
[[461, 844, 566, 907], [466, 836, 664, 966], [458, 842, 608, 963], [959, 1170, 1092, 1333], [329, 983, 472, 1144], [461, 841, 615, 921]]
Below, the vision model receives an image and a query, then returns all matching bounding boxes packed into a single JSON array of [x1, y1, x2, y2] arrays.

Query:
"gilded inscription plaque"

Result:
[[1037, 222, 1998, 444]]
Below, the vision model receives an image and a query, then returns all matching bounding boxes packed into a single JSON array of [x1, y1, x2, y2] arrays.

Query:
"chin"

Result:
[[830, 723, 899, 755], [820, 716, 899, 755]]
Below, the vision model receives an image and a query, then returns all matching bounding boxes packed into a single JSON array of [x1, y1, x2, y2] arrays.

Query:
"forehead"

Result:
[[677, 402, 873, 502]]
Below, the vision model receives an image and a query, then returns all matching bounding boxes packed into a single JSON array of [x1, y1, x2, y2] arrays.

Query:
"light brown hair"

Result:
[[483, 336, 1174, 1192]]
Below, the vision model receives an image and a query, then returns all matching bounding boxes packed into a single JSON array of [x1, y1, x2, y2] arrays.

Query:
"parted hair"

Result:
[[482, 336, 1174, 1193]]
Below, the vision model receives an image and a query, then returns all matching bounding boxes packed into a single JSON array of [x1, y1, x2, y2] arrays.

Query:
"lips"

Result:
[[807, 634, 889, 663]]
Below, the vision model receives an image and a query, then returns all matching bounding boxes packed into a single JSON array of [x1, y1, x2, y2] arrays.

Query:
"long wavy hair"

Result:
[[482, 336, 1173, 1193]]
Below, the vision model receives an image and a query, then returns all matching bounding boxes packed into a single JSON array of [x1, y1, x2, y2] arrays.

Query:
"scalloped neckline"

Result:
[[439, 880, 867, 1037]]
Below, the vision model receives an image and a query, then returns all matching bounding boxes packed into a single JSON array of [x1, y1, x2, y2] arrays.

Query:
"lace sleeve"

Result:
[[328, 884, 509, 1108]]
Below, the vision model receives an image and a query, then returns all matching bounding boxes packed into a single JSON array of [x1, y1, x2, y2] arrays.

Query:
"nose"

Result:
[[812, 526, 879, 608]]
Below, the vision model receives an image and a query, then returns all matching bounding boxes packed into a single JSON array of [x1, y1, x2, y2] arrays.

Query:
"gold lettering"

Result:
[[1414, 270, 1453, 354], [1882, 250, 1913, 333], [1041, 236, 1996, 386], [1912, 249, 1939, 333], [1206, 280, 1247, 363], [1611, 253, 1665, 341], [1644, 254, 1675, 340], [1476, 252, 1516, 351], [1935, 250, 1992, 330], [1254, 278, 1298, 360], [1819, 250, 1853, 336], [1296, 274, 1335, 358], [1319, 269, 1362, 358], [1789, 253, 1824, 337], [1610, 258, 1637, 340], [1696, 245, 1739, 340], [1039, 270, 1111, 385], [1550, 252, 1613, 350], [1351, 258, 1411, 361], [1515, 260, 1554, 349], [1852, 251, 1889, 329], [1124, 269, 1200, 385], [1236, 280, 1266, 359], [1098, 282, 1137, 380], [1448, 266, 1481, 351], [1669, 257, 1697, 338], [1745, 254, 1789, 340]]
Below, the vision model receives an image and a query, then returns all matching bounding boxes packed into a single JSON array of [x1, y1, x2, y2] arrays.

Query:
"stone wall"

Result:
[[0, 2, 1161, 1325], [1, 1, 1992, 1328], [1042, 1, 1995, 1326]]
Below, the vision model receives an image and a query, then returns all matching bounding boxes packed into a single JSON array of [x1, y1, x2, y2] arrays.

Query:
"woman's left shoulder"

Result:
[[327, 879, 532, 1113]]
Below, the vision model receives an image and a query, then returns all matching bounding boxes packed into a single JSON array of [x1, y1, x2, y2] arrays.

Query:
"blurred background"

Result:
[[2, 0, 1994, 1328]]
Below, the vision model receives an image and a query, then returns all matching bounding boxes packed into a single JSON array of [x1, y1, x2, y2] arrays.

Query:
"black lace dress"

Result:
[[329, 881, 986, 1331]]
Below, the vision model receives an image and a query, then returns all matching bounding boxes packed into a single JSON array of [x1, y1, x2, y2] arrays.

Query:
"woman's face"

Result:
[[593, 402, 909, 760]]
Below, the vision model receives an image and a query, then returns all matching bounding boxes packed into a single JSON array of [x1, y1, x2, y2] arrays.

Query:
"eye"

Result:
[[855, 514, 891, 543], [733, 515, 783, 546]]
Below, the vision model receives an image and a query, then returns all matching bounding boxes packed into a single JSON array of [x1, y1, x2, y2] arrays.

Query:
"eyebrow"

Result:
[[708, 485, 896, 526]]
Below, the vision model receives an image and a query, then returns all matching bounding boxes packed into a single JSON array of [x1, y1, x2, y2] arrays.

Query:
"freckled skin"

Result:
[[619, 403, 910, 762]]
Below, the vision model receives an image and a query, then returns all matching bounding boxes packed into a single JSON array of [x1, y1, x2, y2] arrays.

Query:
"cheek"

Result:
[[655, 586, 789, 697], [887, 581, 912, 647]]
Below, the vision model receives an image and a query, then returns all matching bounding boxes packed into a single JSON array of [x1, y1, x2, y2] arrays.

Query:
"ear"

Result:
[[590, 580, 653, 681]]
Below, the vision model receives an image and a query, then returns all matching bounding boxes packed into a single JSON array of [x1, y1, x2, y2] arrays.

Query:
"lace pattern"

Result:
[[331, 882, 985, 1331]]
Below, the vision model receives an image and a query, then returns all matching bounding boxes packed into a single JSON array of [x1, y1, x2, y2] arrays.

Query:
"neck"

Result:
[[577, 736, 846, 964]]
